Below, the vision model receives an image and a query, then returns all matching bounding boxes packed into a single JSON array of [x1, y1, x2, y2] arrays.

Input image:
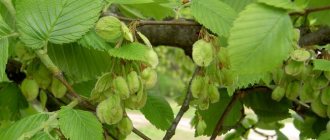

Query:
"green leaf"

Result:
[[73, 80, 97, 98], [0, 38, 8, 82], [309, 0, 330, 25], [0, 113, 49, 139], [107, 0, 154, 4], [0, 83, 28, 121], [234, 72, 271, 89], [0, 14, 12, 39], [256, 121, 283, 130], [221, 0, 255, 13], [140, 92, 174, 130], [118, 3, 174, 20], [196, 89, 243, 136], [108, 42, 158, 67], [276, 130, 289, 140], [0, 14, 11, 82], [16, 0, 103, 49], [191, 0, 237, 37], [293, 114, 328, 139], [313, 59, 330, 71], [0, 3, 14, 29], [58, 107, 103, 140], [30, 131, 53, 140], [258, 0, 300, 10], [243, 91, 292, 122], [48, 43, 113, 82], [78, 30, 114, 51], [319, 131, 330, 140], [228, 3, 293, 75]]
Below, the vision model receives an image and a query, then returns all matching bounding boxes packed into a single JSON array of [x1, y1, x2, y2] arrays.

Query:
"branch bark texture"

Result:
[[299, 26, 330, 46], [163, 67, 200, 140]]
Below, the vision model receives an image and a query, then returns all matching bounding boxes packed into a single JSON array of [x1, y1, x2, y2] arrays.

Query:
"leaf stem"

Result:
[[252, 127, 276, 138], [210, 92, 242, 140], [132, 128, 151, 140], [0, 32, 19, 40], [35, 50, 61, 74], [66, 99, 79, 109], [163, 67, 200, 140]]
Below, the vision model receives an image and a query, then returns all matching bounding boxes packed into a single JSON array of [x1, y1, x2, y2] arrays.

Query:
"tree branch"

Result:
[[111, 14, 200, 27], [104, 127, 118, 140], [290, 4, 330, 16], [299, 26, 330, 46], [104, 9, 330, 55], [210, 91, 242, 140], [102, 13, 201, 56], [252, 128, 276, 138], [133, 128, 151, 140], [209, 86, 271, 140], [163, 67, 200, 140], [139, 24, 201, 56]]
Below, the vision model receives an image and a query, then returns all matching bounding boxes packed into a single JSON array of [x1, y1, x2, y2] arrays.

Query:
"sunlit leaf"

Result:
[[228, 4, 293, 75], [16, 0, 103, 49]]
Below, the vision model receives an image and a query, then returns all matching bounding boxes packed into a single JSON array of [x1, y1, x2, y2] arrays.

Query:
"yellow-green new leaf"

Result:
[[228, 4, 294, 75], [16, 0, 103, 49]]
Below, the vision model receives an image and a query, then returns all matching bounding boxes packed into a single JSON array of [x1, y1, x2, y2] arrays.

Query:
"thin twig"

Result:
[[232, 108, 245, 129], [133, 128, 151, 140], [0, 32, 19, 40], [290, 4, 330, 16], [210, 92, 242, 140], [163, 67, 200, 140], [104, 127, 118, 140], [222, 109, 245, 130], [53, 72, 96, 111], [252, 128, 276, 138]]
